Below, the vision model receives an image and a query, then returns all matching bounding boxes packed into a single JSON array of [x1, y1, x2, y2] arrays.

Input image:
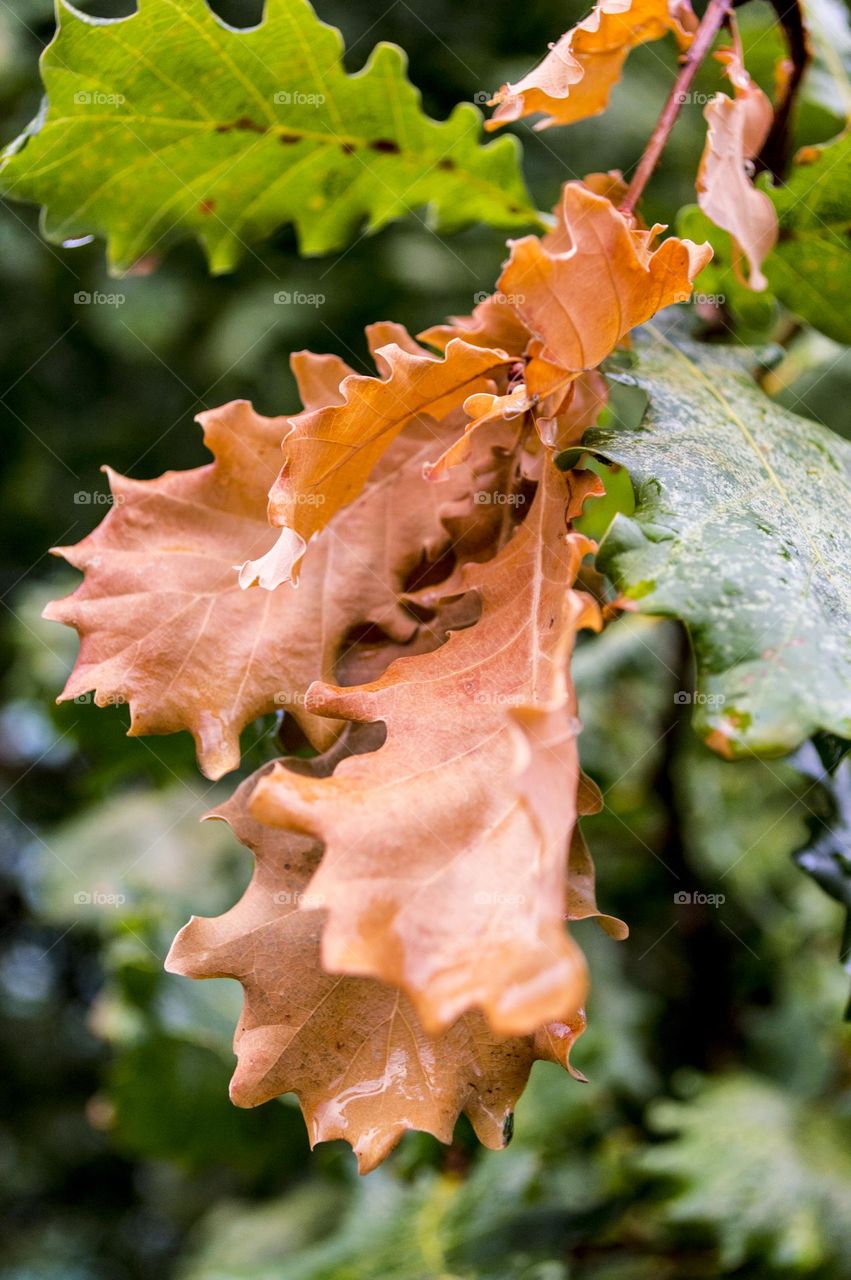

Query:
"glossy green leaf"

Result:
[[763, 132, 851, 344], [585, 324, 851, 757], [0, 0, 535, 273]]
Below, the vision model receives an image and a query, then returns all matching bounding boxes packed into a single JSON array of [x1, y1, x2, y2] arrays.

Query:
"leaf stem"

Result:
[[619, 0, 733, 217]]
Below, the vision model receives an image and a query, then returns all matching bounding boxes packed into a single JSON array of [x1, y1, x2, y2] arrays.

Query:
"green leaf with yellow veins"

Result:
[[584, 324, 851, 758], [0, 0, 536, 274]]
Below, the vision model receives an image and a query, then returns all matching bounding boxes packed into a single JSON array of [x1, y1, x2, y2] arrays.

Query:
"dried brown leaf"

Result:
[[487, 0, 695, 132], [499, 183, 711, 375], [45, 397, 486, 778], [697, 45, 778, 290], [166, 761, 588, 1173], [243, 334, 514, 586], [249, 465, 603, 1037]]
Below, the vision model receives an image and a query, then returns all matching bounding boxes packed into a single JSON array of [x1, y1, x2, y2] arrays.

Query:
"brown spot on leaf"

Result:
[[234, 116, 267, 134], [370, 138, 400, 154], [198, 200, 216, 216], [279, 133, 301, 145]]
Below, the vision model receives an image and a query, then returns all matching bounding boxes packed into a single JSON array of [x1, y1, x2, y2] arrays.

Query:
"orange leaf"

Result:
[[487, 0, 696, 132], [248, 465, 603, 1037], [166, 761, 588, 1173], [499, 183, 711, 375], [425, 384, 531, 479], [419, 292, 531, 356], [45, 399, 488, 779], [697, 46, 778, 290], [243, 334, 514, 586]]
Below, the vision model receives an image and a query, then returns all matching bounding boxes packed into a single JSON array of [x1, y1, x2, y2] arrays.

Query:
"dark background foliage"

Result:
[[1, 2, 850, 1277]]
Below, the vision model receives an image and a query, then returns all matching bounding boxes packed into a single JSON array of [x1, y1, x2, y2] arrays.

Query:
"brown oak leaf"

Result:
[[242, 335, 514, 586], [419, 292, 531, 357], [166, 760, 590, 1173], [697, 44, 778, 290], [166, 772, 591, 1171], [248, 465, 603, 1037], [499, 182, 711, 376], [487, 0, 695, 132], [44, 398, 488, 779]]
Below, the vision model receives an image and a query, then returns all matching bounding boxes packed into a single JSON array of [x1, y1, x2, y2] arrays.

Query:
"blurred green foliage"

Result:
[[2, 2, 850, 1278]]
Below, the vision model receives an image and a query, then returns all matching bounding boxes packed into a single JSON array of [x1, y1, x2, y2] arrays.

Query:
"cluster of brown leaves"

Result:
[[47, 175, 708, 1169], [487, 0, 779, 291]]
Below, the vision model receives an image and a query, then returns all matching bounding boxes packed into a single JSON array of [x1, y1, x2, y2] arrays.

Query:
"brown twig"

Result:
[[620, 0, 734, 218], [756, 0, 810, 181]]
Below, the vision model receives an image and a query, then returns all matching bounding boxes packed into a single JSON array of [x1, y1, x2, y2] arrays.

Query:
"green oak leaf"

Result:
[[0, 0, 536, 273], [763, 132, 851, 344], [583, 324, 851, 757]]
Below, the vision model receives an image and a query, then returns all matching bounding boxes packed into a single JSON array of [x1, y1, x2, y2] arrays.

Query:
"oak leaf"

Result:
[[697, 46, 778, 290], [498, 183, 711, 376], [166, 760, 589, 1173], [242, 336, 514, 587], [419, 292, 531, 356], [487, 0, 695, 132], [0, 0, 535, 273], [425, 385, 531, 479], [45, 395, 487, 779], [248, 465, 603, 1036]]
